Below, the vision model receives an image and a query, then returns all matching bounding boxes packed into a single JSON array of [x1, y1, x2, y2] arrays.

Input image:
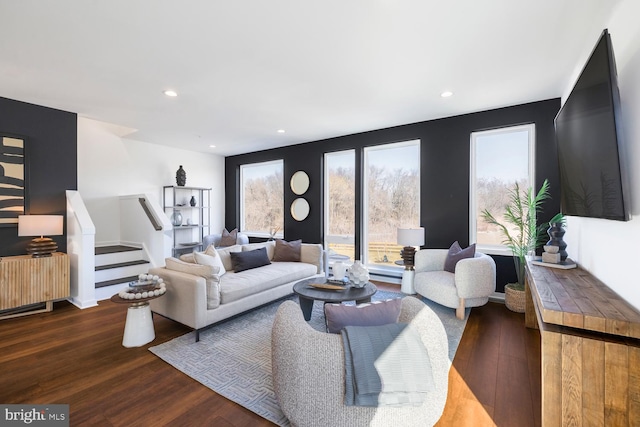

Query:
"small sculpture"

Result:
[[348, 260, 370, 288], [176, 165, 186, 187]]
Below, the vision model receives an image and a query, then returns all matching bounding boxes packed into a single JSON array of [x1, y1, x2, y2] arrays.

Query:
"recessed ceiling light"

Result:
[[163, 90, 178, 97], [209, 144, 216, 148], [277, 129, 285, 133], [440, 91, 453, 98]]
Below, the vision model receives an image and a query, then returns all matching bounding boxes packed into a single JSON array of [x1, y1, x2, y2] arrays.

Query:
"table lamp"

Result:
[[397, 227, 425, 294], [18, 215, 64, 257]]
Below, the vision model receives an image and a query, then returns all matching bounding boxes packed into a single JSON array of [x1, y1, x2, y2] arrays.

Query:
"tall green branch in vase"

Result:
[[481, 179, 550, 290]]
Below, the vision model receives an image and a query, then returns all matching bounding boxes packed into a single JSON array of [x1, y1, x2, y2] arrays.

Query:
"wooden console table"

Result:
[[0, 252, 70, 319], [525, 259, 640, 426]]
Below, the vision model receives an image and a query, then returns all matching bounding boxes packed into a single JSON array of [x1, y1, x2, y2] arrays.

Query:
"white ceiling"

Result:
[[0, 0, 619, 156]]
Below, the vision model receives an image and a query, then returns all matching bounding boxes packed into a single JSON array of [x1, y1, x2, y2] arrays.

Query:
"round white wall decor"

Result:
[[290, 171, 310, 195], [291, 198, 310, 221]]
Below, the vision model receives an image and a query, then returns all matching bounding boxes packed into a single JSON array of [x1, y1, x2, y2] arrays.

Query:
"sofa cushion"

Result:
[[220, 262, 317, 304], [324, 298, 402, 334], [230, 247, 271, 272], [242, 240, 276, 260], [194, 250, 226, 276], [273, 239, 302, 262], [215, 244, 242, 271], [443, 241, 476, 273], [179, 244, 222, 265], [165, 257, 221, 309], [219, 228, 238, 247]]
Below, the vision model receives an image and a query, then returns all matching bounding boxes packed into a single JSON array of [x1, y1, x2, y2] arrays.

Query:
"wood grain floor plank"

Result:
[[1, 287, 540, 426]]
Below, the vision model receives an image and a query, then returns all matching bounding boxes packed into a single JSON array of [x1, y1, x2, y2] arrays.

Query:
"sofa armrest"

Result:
[[454, 253, 496, 299], [148, 267, 209, 329], [414, 249, 448, 273]]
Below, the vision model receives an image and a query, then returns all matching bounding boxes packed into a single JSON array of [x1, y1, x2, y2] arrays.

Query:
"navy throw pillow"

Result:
[[230, 247, 271, 272]]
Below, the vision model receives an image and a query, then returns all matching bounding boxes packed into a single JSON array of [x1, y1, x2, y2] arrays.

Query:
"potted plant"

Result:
[[481, 179, 550, 312]]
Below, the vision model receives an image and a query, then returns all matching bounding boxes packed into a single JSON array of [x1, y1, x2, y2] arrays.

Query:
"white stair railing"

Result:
[[66, 190, 98, 309]]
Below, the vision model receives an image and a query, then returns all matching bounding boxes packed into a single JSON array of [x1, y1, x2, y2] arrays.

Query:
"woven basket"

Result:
[[505, 284, 526, 313]]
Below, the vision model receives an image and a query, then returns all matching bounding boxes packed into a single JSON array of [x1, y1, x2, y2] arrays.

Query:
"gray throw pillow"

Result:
[[324, 298, 402, 334], [272, 239, 301, 262], [229, 247, 271, 272], [443, 241, 476, 273], [219, 228, 238, 247]]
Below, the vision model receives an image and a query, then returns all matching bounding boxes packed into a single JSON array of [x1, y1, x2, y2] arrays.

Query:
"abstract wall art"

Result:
[[0, 135, 25, 226]]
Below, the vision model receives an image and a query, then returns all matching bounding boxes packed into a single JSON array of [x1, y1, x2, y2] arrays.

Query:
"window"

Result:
[[240, 160, 284, 237], [470, 124, 535, 255], [324, 150, 356, 261], [363, 140, 420, 270]]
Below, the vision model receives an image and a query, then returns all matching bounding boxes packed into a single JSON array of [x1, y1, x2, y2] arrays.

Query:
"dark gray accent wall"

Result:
[[225, 99, 561, 292], [0, 97, 77, 256]]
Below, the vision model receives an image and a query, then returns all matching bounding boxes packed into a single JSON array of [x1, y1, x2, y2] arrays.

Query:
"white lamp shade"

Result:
[[397, 227, 425, 246], [18, 215, 64, 237]]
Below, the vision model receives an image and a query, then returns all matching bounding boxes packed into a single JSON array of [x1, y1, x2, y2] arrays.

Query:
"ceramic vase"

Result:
[[546, 222, 568, 261], [348, 260, 369, 288], [171, 210, 183, 226], [176, 165, 186, 187], [190, 196, 197, 206]]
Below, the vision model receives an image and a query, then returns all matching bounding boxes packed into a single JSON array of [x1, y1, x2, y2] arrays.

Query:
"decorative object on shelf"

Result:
[[541, 245, 561, 264], [545, 213, 568, 261], [170, 210, 183, 226], [190, 196, 197, 206], [176, 165, 186, 186], [347, 260, 369, 288], [291, 198, 310, 221], [397, 227, 425, 294], [118, 274, 166, 300], [482, 179, 551, 313], [17, 215, 64, 257], [290, 170, 310, 195]]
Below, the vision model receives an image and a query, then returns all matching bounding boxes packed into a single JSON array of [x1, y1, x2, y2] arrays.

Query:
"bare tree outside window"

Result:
[[325, 151, 356, 260], [364, 141, 420, 267], [241, 160, 283, 236], [471, 125, 534, 252]]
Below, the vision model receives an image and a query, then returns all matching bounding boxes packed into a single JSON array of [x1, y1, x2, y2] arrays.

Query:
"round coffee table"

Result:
[[293, 277, 377, 321]]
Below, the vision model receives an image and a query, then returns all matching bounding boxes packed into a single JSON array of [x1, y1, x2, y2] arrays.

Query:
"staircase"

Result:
[[95, 245, 151, 301]]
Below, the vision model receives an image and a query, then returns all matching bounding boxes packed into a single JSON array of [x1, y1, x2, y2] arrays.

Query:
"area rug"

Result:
[[149, 291, 469, 426]]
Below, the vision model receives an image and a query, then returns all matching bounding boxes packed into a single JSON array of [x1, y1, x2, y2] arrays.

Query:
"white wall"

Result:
[[563, 0, 640, 310], [77, 117, 225, 244]]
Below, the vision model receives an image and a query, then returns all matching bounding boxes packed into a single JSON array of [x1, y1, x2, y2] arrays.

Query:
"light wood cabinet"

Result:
[[0, 252, 70, 319], [525, 260, 640, 426]]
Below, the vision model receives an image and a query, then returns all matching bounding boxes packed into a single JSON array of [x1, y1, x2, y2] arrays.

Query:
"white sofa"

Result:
[[413, 249, 496, 319], [149, 240, 325, 341]]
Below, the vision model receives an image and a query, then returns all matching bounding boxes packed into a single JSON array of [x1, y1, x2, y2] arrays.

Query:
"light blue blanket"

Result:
[[341, 322, 435, 407]]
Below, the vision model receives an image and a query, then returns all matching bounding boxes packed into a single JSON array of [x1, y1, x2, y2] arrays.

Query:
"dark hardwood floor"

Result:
[[0, 283, 540, 426]]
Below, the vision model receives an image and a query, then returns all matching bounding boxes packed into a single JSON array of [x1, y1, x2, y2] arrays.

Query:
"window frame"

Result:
[[323, 150, 356, 261], [362, 139, 420, 272], [469, 123, 535, 256], [239, 159, 284, 238]]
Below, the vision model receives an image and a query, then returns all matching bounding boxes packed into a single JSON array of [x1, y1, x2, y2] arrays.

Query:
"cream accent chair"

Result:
[[271, 297, 449, 427], [414, 249, 496, 319]]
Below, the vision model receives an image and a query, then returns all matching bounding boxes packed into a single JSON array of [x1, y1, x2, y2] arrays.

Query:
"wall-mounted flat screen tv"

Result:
[[555, 29, 629, 221]]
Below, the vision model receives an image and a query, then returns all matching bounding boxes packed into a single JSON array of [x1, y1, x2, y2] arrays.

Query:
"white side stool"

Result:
[[111, 292, 165, 348]]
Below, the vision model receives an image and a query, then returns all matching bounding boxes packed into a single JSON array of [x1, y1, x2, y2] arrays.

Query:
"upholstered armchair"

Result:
[[414, 249, 496, 319], [271, 297, 449, 427]]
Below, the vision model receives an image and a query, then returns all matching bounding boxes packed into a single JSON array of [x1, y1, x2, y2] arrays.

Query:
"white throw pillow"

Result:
[[214, 244, 242, 271], [194, 249, 226, 276]]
